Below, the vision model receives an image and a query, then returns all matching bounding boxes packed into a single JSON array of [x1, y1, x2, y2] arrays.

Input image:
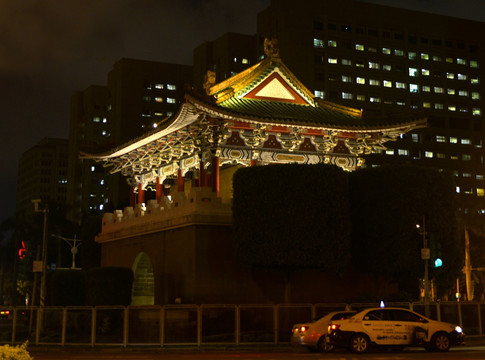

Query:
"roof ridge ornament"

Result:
[[203, 70, 216, 95], [264, 38, 279, 59]]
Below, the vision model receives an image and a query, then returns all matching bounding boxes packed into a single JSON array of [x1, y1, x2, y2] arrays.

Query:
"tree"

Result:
[[232, 164, 351, 302], [349, 164, 461, 299]]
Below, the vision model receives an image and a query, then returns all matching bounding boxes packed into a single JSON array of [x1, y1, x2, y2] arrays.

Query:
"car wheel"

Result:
[[350, 333, 370, 353], [431, 332, 450, 352], [317, 336, 334, 352]]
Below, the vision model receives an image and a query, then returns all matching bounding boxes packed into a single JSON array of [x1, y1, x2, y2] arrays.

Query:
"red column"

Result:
[[138, 183, 145, 204], [199, 160, 206, 187], [156, 177, 163, 202], [177, 168, 185, 192], [211, 155, 220, 196]]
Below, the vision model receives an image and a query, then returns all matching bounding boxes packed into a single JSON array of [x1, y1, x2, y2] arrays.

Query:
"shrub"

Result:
[[0, 342, 32, 360]]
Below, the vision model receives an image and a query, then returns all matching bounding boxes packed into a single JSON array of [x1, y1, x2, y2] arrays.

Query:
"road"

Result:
[[29, 346, 485, 360]]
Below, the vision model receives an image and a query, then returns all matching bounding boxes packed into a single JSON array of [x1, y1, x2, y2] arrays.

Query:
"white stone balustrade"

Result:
[[97, 187, 232, 243]]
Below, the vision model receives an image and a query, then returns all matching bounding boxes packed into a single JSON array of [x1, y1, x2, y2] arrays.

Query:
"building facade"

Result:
[[256, 0, 485, 213], [67, 59, 193, 223], [16, 138, 69, 216]]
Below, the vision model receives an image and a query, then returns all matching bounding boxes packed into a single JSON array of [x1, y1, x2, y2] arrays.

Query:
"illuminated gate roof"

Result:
[[81, 39, 426, 186]]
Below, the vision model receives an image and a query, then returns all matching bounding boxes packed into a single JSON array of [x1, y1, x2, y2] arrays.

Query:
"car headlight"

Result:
[[455, 326, 463, 334]]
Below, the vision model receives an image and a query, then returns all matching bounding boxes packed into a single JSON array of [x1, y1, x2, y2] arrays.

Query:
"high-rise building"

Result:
[[193, 32, 258, 90], [67, 59, 192, 223], [16, 138, 69, 216], [256, 0, 485, 213]]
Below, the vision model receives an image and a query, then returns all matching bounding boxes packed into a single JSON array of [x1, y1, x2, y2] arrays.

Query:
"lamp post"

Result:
[[417, 215, 430, 317], [51, 234, 81, 269], [32, 199, 48, 308]]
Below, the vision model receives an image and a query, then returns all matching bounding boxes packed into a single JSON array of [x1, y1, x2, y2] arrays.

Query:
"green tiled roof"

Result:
[[217, 97, 418, 130]]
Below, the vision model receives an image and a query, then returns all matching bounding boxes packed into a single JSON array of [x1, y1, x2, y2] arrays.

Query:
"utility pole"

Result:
[[32, 199, 48, 308], [417, 215, 430, 317]]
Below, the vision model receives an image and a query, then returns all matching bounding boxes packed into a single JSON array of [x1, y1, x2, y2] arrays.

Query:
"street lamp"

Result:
[[32, 199, 48, 308], [416, 215, 430, 317], [51, 234, 81, 269]]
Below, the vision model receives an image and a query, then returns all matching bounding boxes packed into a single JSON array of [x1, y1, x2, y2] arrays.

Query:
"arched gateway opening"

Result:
[[131, 252, 155, 305]]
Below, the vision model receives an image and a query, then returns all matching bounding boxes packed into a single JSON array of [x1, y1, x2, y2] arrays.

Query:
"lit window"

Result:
[[102, 118, 107, 123], [457, 58, 466, 65], [463, 154, 471, 161], [342, 75, 352, 82], [446, 57, 454, 63], [398, 149, 408, 155], [448, 105, 456, 111], [434, 87, 444, 94], [167, 84, 176, 90], [396, 100, 405, 106], [370, 96, 381, 103], [342, 92, 353, 99], [437, 153, 446, 159], [478, 189, 485, 197], [451, 155, 459, 160], [459, 107, 468, 113], [477, 175, 484, 180], [369, 79, 380, 86], [435, 103, 444, 109], [396, 82, 406, 89], [421, 53, 429, 60], [461, 138, 471, 145], [314, 90, 325, 99], [458, 90, 468, 96], [328, 58, 338, 64], [409, 84, 418, 93], [242, 58, 249, 64], [155, 84, 163, 89], [473, 108, 481, 116], [423, 102, 431, 108], [167, 98, 176, 104], [394, 49, 404, 56], [356, 61, 365, 68], [408, 52, 417, 60], [422, 86, 431, 92], [436, 135, 446, 143], [356, 77, 366, 84], [432, 55, 442, 61], [456, 187, 461, 193], [425, 151, 433, 158], [412, 134, 420, 142], [446, 72, 454, 79], [369, 62, 379, 69], [447, 89, 455, 95], [328, 40, 337, 47], [155, 97, 163, 102], [383, 64, 391, 71], [472, 92, 480, 100], [356, 44, 365, 51], [470, 60, 479, 68], [450, 137, 458, 144], [383, 80, 392, 88], [382, 47, 391, 54], [313, 38, 324, 48], [342, 59, 352, 65], [91, 166, 95, 172], [409, 68, 418, 76], [471, 77, 480, 84], [101, 130, 107, 136], [458, 73, 467, 80], [421, 69, 430, 76], [93, 117, 100, 122], [386, 149, 394, 155], [233, 57, 237, 63], [357, 94, 366, 101]]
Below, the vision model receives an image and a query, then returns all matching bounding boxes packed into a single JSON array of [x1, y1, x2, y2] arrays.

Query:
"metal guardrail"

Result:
[[0, 301, 483, 346]]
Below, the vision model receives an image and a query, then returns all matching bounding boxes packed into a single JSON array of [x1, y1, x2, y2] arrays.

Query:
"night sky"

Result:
[[1, 0, 484, 224]]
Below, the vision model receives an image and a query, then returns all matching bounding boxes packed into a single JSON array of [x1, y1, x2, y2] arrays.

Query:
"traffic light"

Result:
[[434, 258, 443, 268]]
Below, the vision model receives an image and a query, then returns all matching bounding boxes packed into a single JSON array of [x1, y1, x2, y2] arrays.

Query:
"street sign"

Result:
[[421, 248, 430, 260]]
